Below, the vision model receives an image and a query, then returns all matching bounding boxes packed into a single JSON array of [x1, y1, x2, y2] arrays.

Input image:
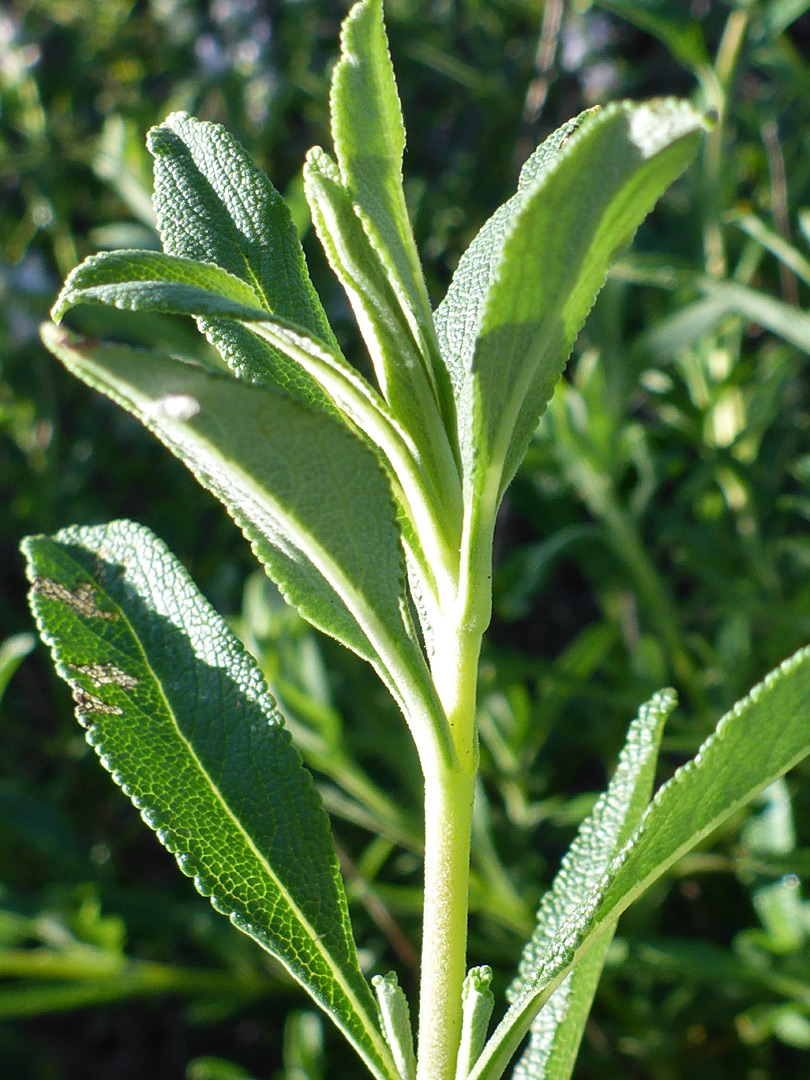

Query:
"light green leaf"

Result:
[[22, 521, 397, 1080], [696, 279, 810, 355], [49, 255, 457, 607], [730, 212, 810, 287], [434, 111, 591, 460], [633, 274, 810, 359], [474, 102, 704, 509], [40, 324, 452, 769], [304, 146, 462, 534], [0, 633, 35, 704], [472, 645, 810, 1080], [329, 0, 451, 425], [505, 690, 675, 1080], [147, 111, 337, 403]]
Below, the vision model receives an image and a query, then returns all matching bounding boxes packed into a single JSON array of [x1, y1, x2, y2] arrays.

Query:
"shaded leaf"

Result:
[[506, 690, 675, 1080], [330, 0, 452, 424], [147, 112, 337, 404]]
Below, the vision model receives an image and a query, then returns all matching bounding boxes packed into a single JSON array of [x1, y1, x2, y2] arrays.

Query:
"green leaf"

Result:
[[504, 690, 675, 1080], [330, 0, 451, 425], [22, 521, 396, 1080], [479, 101, 703, 499], [472, 644, 810, 1080], [40, 324, 452, 769], [52, 250, 267, 325], [436, 101, 705, 525], [49, 253, 458, 608], [304, 146, 462, 533], [147, 111, 337, 403], [435, 112, 590, 412], [0, 633, 35, 704]]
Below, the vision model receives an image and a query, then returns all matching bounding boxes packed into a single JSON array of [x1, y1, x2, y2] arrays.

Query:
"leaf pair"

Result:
[[48, 102, 454, 768]]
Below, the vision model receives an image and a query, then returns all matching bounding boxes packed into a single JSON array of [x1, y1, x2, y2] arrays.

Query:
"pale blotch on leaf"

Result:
[[147, 394, 201, 422], [33, 577, 117, 619], [71, 683, 123, 716], [74, 661, 139, 689]]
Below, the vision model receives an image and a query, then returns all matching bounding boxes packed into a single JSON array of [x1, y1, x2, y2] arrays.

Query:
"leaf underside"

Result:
[[507, 690, 675, 1080], [39, 324, 442, 745], [22, 520, 396, 1080]]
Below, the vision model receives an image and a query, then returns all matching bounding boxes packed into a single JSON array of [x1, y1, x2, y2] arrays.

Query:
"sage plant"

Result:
[[23, 3, 810, 1079]]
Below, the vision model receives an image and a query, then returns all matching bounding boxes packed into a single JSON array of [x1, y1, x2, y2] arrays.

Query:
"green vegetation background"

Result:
[[3, 1, 810, 1078]]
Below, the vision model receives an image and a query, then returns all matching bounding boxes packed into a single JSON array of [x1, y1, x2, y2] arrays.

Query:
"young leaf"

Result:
[[471, 646, 810, 1080], [304, 146, 462, 531], [147, 111, 338, 403], [436, 101, 705, 523], [505, 689, 676, 1080], [22, 520, 397, 1080], [40, 324, 452, 770], [329, 0, 452, 427], [434, 112, 590, 412]]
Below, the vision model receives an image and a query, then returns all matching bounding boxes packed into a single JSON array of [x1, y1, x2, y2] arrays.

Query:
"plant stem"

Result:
[[417, 760, 477, 1080], [417, 627, 483, 1080]]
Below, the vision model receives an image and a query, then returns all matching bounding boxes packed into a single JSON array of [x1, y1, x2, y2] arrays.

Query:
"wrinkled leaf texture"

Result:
[[22, 520, 396, 1080]]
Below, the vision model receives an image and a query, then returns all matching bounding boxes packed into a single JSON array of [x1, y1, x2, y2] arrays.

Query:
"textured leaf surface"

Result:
[[52, 250, 267, 325], [22, 520, 396, 1080], [434, 113, 588, 409], [436, 101, 704, 517], [329, 0, 451, 423], [40, 324, 449, 765], [506, 690, 675, 1080], [473, 645, 810, 1080], [147, 111, 337, 404]]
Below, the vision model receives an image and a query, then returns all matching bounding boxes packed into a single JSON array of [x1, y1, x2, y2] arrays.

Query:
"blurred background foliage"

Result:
[[3, 0, 810, 1077]]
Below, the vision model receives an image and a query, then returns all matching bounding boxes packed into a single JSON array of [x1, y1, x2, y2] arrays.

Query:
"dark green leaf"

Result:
[[22, 521, 397, 1080]]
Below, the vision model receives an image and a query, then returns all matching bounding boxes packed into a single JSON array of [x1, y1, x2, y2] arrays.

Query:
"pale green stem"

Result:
[[417, 759, 477, 1080], [416, 626, 483, 1080]]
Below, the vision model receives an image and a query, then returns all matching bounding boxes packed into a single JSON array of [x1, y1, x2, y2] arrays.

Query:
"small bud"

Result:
[[455, 965, 495, 1080], [372, 971, 416, 1080]]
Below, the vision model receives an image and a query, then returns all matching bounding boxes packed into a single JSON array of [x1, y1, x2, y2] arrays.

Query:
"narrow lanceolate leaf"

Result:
[[304, 146, 462, 538], [40, 324, 452, 770], [434, 112, 591, 411], [329, 0, 453, 427], [22, 521, 397, 1080], [504, 690, 676, 1080], [472, 646, 810, 1080], [147, 111, 338, 405], [435, 102, 705, 521]]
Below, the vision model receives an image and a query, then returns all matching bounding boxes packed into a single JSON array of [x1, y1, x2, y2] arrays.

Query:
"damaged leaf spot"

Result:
[[73, 661, 139, 689], [71, 684, 124, 716], [33, 577, 117, 619]]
